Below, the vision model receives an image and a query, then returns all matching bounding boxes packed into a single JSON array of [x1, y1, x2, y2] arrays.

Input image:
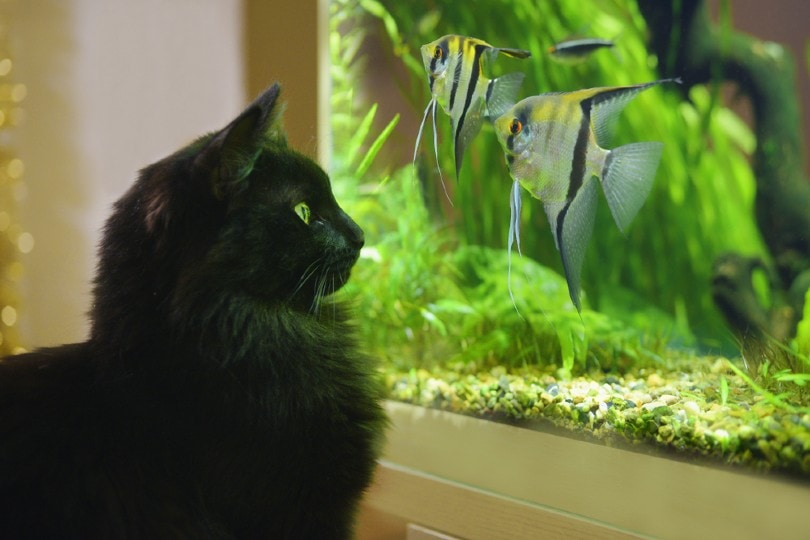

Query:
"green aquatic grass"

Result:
[[796, 288, 810, 357]]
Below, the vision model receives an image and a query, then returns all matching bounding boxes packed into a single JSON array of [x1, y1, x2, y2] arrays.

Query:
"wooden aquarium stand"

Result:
[[357, 401, 809, 539]]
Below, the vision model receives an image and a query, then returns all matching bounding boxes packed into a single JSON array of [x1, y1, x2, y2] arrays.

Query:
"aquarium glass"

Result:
[[328, 0, 810, 478]]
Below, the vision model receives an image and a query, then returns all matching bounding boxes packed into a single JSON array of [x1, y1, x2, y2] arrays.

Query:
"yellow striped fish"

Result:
[[414, 35, 530, 191], [493, 78, 681, 311]]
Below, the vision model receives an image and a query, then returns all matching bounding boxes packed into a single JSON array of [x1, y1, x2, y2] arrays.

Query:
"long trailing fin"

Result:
[[413, 98, 452, 204], [590, 78, 681, 148], [552, 177, 599, 312], [432, 100, 452, 203], [601, 141, 663, 232], [412, 98, 433, 173], [485, 72, 526, 121], [507, 179, 523, 315]]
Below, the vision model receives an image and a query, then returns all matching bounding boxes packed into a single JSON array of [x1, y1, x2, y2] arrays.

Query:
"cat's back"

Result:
[[0, 343, 100, 441], [0, 344, 108, 535], [0, 345, 230, 538]]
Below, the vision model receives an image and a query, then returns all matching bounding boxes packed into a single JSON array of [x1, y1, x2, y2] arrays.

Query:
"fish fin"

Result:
[[590, 78, 679, 147], [453, 101, 484, 181], [485, 72, 525, 121], [601, 141, 662, 232], [414, 98, 453, 203], [547, 177, 599, 312], [507, 179, 524, 315], [509, 180, 523, 256], [413, 98, 434, 171], [543, 200, 566, 250], [496, 47, 532, 59], [482, 47, 530, 67], [432, 100, 453, 203]]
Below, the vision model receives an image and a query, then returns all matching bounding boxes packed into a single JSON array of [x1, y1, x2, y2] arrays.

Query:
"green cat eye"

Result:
[[294, 202, 311, 224]]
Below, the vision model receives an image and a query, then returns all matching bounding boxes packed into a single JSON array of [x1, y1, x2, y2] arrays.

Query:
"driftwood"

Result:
[[638, 0, 810, 360]]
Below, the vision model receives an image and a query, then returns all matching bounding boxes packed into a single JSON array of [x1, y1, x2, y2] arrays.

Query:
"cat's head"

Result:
[[94, 84, 363, 334]]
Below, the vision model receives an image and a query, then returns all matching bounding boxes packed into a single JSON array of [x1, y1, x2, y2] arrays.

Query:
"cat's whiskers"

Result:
[[291, 257, 326, 301], [331, 276, 338, 320], [309, 262, 331, 315]]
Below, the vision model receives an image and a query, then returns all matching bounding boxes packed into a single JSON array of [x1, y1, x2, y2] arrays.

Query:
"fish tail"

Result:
[[485, 72, 525, 121], [601, 141, 663, 233]]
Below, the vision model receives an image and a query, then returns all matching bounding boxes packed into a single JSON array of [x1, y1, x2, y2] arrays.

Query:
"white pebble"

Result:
[[682, 400, 701, 416], [642, 400, 668, 411], [659, 394, 679, 405]]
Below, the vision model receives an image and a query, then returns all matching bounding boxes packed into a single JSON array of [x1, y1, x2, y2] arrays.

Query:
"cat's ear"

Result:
[[193, 83, 284, 198]]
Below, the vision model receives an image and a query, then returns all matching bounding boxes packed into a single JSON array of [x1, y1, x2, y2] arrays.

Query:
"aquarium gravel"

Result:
[[384, 358, 810, 477]]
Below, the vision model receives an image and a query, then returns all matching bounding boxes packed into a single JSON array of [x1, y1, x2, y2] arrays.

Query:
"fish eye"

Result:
[[433, 46, 443, 60], [509, 119, 523, 135], [293, 201, 311, 225]]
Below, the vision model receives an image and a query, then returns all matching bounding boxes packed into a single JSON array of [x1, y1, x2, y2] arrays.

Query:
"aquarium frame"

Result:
[[358, 401, 809, 539]]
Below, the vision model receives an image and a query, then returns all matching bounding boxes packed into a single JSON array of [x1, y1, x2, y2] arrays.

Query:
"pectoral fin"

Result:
[[546, 177, 599, 311], [485, 72, 525, 121]]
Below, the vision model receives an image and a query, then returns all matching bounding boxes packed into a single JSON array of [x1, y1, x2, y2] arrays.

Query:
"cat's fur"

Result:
[[0, 84, 387, 538]]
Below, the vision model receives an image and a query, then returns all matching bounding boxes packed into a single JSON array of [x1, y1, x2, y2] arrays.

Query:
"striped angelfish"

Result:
[[414, 35, 530, 194], [493, 78, 681, 311]]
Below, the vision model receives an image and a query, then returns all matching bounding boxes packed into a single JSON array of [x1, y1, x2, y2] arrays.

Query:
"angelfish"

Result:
[[414, 35, 530, 192], [493, 78, 681, 311]]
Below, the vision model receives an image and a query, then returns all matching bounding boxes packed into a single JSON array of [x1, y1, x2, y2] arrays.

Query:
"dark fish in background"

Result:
[[548, 37, 616, 64]]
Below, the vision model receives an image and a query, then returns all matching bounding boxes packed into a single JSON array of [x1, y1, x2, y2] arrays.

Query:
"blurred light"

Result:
[[11, 84, 25, 102], [6, 158, 22, 179], [1, 305, 17, 327], [17, 232, 33, 254]]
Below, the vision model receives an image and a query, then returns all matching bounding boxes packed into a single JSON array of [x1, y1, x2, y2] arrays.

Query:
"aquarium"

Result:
[[327, 0, 810, 537]]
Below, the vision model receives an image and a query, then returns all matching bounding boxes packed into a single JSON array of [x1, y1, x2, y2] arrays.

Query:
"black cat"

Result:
[[0, 84, 387, 539]]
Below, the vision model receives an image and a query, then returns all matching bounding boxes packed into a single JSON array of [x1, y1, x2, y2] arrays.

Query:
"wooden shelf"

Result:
[[358, 401, 810, 539]]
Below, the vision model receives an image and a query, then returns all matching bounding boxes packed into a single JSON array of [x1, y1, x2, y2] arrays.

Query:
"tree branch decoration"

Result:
[[638, 0, 810, 366]]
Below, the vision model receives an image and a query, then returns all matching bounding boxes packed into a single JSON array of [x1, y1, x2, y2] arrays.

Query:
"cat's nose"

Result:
[[342, 211, 364, 248]]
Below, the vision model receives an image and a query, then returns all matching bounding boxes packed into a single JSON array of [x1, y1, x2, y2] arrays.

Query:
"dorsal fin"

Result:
[[589, 78, 680, 147]]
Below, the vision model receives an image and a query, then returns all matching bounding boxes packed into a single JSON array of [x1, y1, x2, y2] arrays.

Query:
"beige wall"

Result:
[[13, 0, 245, 347]]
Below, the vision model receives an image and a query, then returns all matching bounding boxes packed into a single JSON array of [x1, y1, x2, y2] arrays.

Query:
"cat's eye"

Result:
[[293, 202, 311, 225]]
